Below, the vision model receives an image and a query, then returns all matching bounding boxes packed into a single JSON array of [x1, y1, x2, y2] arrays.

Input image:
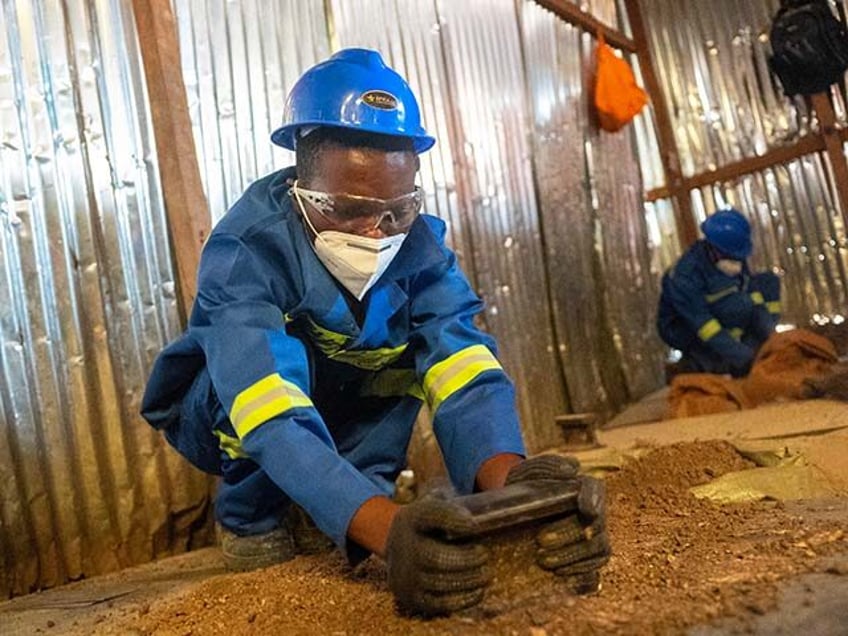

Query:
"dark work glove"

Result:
[[747, 307, 778, 345], [385, 498, 491, 617], [506, 455, 611, 593], [710, 332, 755, 378]]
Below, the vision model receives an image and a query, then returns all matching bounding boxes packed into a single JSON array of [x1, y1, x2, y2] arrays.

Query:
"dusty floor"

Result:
[[2, 440, 846, 636]]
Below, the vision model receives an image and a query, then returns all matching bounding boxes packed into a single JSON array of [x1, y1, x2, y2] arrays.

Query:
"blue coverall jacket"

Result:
[[657, 240, 781, 376], [141, 167, 526, 549]]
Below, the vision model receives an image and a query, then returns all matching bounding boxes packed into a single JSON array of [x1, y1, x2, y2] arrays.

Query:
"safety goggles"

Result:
[[291, 180, 423, 234]]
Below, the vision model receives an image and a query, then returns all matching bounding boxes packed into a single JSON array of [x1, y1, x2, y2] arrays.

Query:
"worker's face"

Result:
[[301, 145, 419, 238]]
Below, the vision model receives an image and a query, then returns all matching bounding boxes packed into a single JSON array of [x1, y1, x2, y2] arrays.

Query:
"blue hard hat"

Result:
[[700, 208, 752, 260], [271, 48, 436, 153]]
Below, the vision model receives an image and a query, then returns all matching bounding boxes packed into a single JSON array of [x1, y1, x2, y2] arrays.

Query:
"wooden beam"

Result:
[[623, 0, 696, 248], [810, 92, 848, 227], [645, 133, 828, 201], [645, 185, 671, 203], [533, 0, 637, 53], [131, 0, 211, 323]]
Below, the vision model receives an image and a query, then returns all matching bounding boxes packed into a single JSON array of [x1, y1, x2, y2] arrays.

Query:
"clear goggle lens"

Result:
[[291, 181, 422, 233]]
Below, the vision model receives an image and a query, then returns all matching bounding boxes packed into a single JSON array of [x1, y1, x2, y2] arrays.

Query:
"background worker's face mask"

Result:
[[715, 259, 744, 277], [293, 182, 408, 300]]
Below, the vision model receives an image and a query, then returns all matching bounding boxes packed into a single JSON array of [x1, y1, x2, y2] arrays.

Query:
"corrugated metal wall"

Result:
[[519, 1, 664, 415], [0, 0, 211, 598], [417, 0, 572, 449], [640, 0, 848, 324], [173, 0, 330, 223], [13, 0, 837, 596]]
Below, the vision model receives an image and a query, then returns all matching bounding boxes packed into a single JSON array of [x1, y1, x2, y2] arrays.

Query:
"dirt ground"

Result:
[[9, 440, 843, 636]]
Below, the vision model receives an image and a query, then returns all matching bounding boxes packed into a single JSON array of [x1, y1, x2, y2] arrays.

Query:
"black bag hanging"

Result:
[[768, 0, 848, 96]]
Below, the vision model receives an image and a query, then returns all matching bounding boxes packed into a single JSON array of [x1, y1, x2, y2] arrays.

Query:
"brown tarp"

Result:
[[666, 329, 839, 419]]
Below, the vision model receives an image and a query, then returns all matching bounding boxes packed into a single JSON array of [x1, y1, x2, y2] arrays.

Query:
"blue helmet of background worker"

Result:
[[271, 48, 436, 153], [700, 208, 753, 261]]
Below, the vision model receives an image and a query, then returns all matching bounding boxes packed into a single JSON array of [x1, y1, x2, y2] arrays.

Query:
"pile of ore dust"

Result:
[[109, 441, 846, 635]]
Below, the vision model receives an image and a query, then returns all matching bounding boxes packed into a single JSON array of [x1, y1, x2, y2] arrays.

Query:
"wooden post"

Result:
[[131, 0, 211, 323], [623, 0, 697, 249], [810, 92, 848, 227]]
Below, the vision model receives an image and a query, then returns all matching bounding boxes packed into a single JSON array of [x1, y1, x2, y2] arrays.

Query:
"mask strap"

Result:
[[292, 180, 327, 245]]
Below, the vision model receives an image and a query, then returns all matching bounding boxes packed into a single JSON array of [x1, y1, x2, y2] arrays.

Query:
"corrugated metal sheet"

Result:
[[520, 1, 664, 413], [0, 0, 211, 598], [433, 0, 573, 450], [519, 9, 608, 415], [640, 0, 848, 325], [591, 103, 666, 401], [641, 0, 790, 173], [173, 0, 330, 221]]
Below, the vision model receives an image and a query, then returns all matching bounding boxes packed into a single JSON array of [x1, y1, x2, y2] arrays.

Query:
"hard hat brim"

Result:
[[271, 123, 436, 154]]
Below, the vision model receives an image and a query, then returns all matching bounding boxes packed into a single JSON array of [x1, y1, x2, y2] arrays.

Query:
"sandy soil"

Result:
[[75, 440, 847, 636]]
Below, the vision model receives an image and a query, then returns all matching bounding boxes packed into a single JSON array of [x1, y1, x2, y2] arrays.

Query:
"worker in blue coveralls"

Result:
[[657, 208, 781, 378], [141, 49, 610, 616]]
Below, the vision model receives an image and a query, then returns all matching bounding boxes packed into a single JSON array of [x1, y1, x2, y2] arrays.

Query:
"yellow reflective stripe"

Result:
[[213, 430, 248, 460], [304, 317, 351, 355], [423, 345, 502, 413], [729, 328, 744, 341], [360, 368, 424, 399], [704, 287, 736, 303], [766, 301, 781, 314], [230, 374, 313, 439], [698, 319, 722, 341], [303, 317, 407, 370], [329, 344, 408, 371], [750, 291, 765, 305]]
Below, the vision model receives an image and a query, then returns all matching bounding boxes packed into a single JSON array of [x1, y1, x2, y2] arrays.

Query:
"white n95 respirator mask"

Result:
[[715, 259, 743, 277]]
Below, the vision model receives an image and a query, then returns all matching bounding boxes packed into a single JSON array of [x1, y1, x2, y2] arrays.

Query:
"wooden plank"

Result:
[[645, 134, 828, 201], [533, 0, 637, 52], [131, 0, 211, 322], [810, 92, 848, 225], [623, 0, 696, 248]]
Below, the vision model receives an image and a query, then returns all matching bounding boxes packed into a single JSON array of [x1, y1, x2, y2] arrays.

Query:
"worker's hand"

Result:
[[506, 455, 611, 593], [385, 498, 491, 617]]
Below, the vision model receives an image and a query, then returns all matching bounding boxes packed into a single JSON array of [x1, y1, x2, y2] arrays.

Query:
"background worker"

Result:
[[657, 208, 781, 378], [142, 48, 609, 616]]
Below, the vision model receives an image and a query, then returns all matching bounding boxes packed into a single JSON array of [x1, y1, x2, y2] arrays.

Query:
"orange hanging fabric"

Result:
[[593, 32, 648, 132]]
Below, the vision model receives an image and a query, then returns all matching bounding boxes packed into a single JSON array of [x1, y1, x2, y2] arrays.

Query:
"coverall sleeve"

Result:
[[409, 236, 526, 495], [665, 266, 755, 373], [192, 234, 383, 548]]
